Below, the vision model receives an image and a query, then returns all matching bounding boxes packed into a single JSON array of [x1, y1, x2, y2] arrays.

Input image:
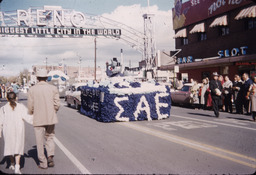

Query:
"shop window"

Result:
[[220, 27, 229, 36], [199, 33, 207, 41], [182, 38, 188, 45], [247, 18, 256, 29], [220, 66, 229, 75], [202, 72, 210, 79]]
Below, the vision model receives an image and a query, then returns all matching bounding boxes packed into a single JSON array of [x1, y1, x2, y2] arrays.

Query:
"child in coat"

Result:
[[0, 92, 33, 174]]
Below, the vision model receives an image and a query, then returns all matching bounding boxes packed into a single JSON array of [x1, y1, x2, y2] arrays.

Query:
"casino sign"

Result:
[[0, 6, 121, 38]]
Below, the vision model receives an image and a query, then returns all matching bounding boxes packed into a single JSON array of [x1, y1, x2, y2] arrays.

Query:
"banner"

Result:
[[0, 6, 121, 38]]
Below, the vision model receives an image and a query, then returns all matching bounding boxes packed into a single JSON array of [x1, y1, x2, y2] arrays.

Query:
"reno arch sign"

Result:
[[0, 6, 121, 37]]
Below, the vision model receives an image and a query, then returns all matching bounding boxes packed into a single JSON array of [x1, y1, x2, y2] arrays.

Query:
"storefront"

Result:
[[163, 0, 256, 82], [161, 54, 256, 82]]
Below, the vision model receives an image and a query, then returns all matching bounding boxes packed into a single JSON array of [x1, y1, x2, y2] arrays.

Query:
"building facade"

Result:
[[162, 0, 256, 82], [32, 65, 103, 82]]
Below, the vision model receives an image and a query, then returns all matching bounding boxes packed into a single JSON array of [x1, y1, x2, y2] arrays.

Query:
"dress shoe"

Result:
[[15, 164, 22, 174], [48, 156, 55, 168], [9, 164, 15, 170]]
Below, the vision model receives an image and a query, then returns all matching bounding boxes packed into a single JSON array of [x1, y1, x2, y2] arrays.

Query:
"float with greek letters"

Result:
[[80, 80, 171, 122]]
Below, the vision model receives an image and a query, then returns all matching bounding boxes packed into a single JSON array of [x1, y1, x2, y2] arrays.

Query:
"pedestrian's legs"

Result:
[[16, 92, 19, 102], [227, 94, 233, 113], [252, 112, 256, 121], [238, 96, 245, 114], [45, 125, 55, 158], [9, 156, 15, 170], [235, 99, 239, 113], [34, 126, 48, 168], [237, 99, 243, 114], [244, 99, 250, 114], [212, 99, 219, 117], [224, 95, 228, 112], [15, 155, 21, 165], [14, 154, 21, 174], [204, 93, 209, 109]]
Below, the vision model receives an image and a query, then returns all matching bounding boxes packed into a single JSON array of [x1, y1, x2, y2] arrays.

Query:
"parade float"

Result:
[[79, 76, 171, 122]]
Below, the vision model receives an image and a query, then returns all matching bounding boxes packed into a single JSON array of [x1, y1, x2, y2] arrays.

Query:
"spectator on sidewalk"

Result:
[[223, 76, 233, 113], [210, 72, 223, 118], [200, 79, 209, 109], [1, 84, 6, 99], [11, 82, 19, 99], [242, 73, 253, 115], [190, 81, 200, 108], [247, 76, 256, 122], [233, 75, 243, 114]]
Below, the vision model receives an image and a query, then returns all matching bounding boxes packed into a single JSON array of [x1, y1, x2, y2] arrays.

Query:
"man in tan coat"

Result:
[[27, 69, 60, 169]]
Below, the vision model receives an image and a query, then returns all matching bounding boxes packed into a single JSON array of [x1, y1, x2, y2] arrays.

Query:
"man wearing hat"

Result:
[[209, 72, 223, 117], [27, 69, 60, 169]]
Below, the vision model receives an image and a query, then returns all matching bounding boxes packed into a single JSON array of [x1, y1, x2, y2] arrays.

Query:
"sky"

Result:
[[0, 0, 177, 77]]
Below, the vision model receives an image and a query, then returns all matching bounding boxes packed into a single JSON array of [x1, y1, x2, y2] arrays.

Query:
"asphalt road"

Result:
[[0, 92, 255, 174]]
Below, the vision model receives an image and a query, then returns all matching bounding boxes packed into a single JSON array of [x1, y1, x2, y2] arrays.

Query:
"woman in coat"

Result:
[[223, 76, 233, 113], [190, 81, 200, 108], [0, 92, 33, 174], [200, 79, 209, 109], [248, 76, 256, 122]]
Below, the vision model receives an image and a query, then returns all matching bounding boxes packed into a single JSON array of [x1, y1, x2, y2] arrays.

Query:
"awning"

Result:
[[235, 5, 256, 20], [190, 23, 205, 34], [210, 15, 228, 28], [174, 28, 187, 38]]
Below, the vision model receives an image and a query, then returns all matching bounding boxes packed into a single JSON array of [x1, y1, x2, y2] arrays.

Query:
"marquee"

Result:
[[0, 6, 121, 38]]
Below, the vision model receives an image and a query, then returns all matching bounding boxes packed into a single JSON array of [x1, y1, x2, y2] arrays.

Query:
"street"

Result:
[[0, 92, 255, 174]]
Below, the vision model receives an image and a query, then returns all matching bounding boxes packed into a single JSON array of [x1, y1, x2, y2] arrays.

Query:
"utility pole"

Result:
[[76, 53, 82, 82], [121, 49, 124, 74], [45, 57, 48, 70], [94, 37, 97, 81], [78, 57, 81, 82]]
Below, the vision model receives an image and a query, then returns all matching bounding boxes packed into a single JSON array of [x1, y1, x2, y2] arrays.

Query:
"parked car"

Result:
[[58, 85, 69, 98], [171, 83, 201, 106], [65, 83, 87, 109]]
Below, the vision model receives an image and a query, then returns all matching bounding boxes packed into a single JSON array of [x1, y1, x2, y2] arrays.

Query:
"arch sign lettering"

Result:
[[0, 6, 121, 38]]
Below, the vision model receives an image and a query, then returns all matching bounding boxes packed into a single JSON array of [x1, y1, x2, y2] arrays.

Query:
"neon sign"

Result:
[[218, 46, 248, 58], [0, 6, 121, 38], [176, 56, 193, 64]]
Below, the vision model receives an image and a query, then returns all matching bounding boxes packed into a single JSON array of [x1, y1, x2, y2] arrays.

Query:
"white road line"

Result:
[[172, 114, 256, 131], [54, 137, 91, 174]]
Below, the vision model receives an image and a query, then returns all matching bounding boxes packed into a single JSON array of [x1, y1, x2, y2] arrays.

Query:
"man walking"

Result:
[[27, 69, 60, 169], [210, 72, 223, 118]]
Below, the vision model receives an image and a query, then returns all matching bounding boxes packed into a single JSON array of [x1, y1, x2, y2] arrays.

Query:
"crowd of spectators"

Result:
[[172, 73, 256, 121], [0, 82, 20, 100]]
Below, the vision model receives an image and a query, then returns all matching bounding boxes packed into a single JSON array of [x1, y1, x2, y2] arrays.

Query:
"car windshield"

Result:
[[181, 86, 190, 92]]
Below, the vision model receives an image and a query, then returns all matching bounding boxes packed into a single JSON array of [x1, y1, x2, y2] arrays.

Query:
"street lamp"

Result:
[[44, 57, 48, 70]]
